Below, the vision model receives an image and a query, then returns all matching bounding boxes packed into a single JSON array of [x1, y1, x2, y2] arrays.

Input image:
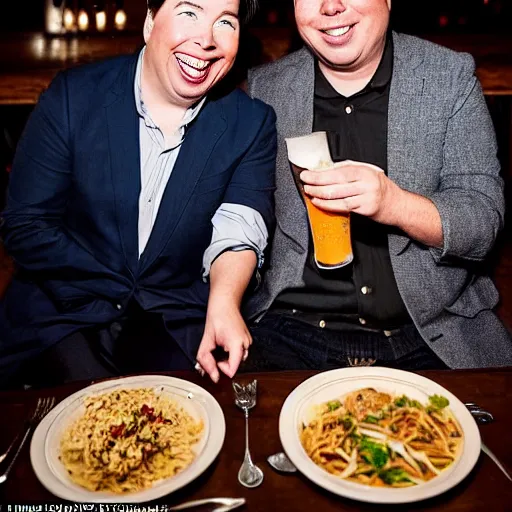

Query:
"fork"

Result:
[[0, 396, 49, 465], [233, 380, 264, 488], [0, 396, 56, 485], [167, 497, 246, 511], [465, 402, 512, 482], [465, 402, 494, 424]]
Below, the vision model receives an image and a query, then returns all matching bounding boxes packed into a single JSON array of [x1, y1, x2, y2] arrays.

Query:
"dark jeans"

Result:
[[14, 304, 193, 389], [242, 313, 448, 372]]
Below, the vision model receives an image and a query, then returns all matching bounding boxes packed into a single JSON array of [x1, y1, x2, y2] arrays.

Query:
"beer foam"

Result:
[[285, 132, 333, 169]]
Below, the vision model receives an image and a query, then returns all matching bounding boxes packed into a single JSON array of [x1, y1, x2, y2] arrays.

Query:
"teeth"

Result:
[[176, 54, 209, 70], [178, 61, 206, 78], [324, 26, 351, 37]]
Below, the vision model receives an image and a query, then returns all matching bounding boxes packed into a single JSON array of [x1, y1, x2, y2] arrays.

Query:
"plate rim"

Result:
[[279, 367, 481, 504], [30, 375, 226, 503]]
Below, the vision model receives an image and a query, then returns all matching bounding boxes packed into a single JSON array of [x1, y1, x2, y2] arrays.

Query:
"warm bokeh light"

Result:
[[439, 15, 449, 27], [96, 11, 107, 32], [114, 9, 127, 31], [77, 9, 89, 31], [63, 8, 75, 31], [31, 34, 46, 59]]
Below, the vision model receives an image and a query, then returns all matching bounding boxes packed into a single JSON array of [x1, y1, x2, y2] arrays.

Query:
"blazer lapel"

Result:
[[138, 100, 227, 272], [104, 54, 141, 275], [388, 32, 426, 255], [277, 47, 315, 253]]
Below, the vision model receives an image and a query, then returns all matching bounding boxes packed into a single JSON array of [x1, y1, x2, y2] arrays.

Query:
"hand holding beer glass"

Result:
[[286, 132, 353, 269]]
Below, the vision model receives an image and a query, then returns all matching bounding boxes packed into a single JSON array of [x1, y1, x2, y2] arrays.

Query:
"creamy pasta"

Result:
[[60, 388, 203, 493]]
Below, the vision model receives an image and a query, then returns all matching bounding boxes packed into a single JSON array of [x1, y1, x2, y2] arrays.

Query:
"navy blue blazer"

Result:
[[0, 53, 276, 374]]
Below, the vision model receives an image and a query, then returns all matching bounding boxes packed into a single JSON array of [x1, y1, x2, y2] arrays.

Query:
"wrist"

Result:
[[380, 180, 406, 227], [207, 292, 242, 314]]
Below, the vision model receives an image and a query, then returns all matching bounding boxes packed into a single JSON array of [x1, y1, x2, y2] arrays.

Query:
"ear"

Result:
[[143, 10, 154, 43]]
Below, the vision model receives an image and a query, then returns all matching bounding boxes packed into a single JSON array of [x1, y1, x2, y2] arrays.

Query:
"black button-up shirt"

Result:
[[274, 37, 411, 330]]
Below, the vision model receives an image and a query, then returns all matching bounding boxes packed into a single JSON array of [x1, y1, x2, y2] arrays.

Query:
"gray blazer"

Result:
[[246, 32, 512, 368]]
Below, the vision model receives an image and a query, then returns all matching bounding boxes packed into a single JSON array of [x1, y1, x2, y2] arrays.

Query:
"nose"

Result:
[[194, 27, 216, 51], [321, 0, 347, 16]]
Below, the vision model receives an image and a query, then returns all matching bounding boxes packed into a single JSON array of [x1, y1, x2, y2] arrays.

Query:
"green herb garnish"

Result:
[[359, 436, 389, 469], [327, 400, 342, 412], [379, 468, 413, 485], [394, 395, 408, 407], [426, 394, 449, 413]]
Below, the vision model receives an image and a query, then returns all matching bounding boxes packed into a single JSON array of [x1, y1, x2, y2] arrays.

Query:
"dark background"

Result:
[[0, 0, 511, 33]]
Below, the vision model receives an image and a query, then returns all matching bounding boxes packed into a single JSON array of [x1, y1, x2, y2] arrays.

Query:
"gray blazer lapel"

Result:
[[276, 48, 315, 253], [388, 32, 426, 255]]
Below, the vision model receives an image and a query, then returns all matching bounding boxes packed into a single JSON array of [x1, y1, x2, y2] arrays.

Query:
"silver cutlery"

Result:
[[168, 497, 246, 511], [464, 402, 494, 424], [233, 380, 264, 488], [0, 396, 56, 485], [465, 403, 512, 482], [480, 443, 512, 482], [267, 452, 297, 473]]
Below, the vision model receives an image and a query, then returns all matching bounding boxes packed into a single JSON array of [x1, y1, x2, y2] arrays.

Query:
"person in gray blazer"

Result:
[[243, 0, 512, 370]]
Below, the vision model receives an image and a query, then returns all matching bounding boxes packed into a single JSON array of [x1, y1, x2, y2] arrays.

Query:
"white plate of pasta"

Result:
[[279, 367, 481, 504], [30, 375, 225, 503]]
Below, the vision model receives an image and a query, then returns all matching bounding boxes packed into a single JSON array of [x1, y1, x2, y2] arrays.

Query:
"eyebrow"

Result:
[[174, 1, 239, 19], [220, 9, 239, 19], [174, 1, 203, 11]]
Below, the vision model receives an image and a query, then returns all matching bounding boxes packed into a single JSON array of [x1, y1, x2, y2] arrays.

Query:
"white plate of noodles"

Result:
[[30, 375, 225, 503], [279, 367, 481, 504]]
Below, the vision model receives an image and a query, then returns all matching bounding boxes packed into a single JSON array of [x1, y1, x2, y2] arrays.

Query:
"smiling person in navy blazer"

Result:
[[0, 0, 276, 388]]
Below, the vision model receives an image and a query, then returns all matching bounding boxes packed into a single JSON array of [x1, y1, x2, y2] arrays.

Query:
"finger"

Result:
[[243, 348, 249, 361], [194, 361, 206, 377], [311, 196, 359, 213], [196, 339, 220, 383], [218, 343, 244, 379], [300, 169, 352, 186], [304, 182, 362, 200], [332, 159, 385, 174]]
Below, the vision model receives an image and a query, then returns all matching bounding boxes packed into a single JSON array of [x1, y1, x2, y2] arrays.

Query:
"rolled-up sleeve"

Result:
[[428, 54, 504, 262], [202, 203, 268, 280]]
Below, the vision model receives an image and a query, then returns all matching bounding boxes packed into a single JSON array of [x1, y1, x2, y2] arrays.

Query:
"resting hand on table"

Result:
[[300, 159, 443, 248], [195, 249, 257, 383], [196, 303, 252, 383], [300, 160, 403, 225]]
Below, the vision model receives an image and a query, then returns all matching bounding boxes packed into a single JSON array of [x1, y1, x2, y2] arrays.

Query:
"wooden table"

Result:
[[1, 31, 512, 105], [0, 369, 511, 510]]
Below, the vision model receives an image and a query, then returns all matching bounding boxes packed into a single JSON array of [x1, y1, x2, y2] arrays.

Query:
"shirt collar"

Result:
[[134, 46, 206, 132], [315, 33, 393, 99]]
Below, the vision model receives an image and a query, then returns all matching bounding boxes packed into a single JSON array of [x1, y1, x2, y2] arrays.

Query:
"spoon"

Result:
[[233, 381, 264, 488], [267, 452, 297, 473]]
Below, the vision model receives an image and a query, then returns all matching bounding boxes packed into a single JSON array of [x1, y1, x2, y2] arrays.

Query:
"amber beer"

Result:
[[290, 162, 353, 269]]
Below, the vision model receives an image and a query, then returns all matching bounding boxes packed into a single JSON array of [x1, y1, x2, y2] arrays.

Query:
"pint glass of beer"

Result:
[[285, 132, 353, 269]]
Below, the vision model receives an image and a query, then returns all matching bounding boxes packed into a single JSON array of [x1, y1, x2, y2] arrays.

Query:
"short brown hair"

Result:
[[147, 0, 258, 25]]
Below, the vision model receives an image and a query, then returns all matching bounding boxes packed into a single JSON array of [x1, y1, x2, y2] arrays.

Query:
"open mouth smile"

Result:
[[175, 53, 215, 82]]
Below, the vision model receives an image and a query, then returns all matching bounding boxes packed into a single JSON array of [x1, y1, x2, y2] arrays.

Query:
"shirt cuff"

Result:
[[202, 203, 268, 281]]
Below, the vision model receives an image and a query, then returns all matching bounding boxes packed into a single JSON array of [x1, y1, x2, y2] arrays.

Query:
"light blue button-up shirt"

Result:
[[134, 48, 268, 277]]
